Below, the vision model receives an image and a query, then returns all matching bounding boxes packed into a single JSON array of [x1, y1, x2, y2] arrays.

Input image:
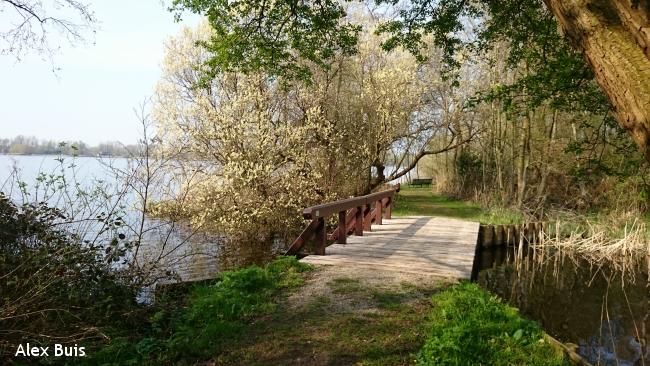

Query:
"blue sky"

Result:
[[0, 1, 200, 145]]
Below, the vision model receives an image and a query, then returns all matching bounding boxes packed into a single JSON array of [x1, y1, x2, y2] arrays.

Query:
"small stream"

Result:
[[476, 245, 649, 365]]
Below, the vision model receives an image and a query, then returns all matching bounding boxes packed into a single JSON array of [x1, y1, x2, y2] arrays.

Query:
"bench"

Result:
[[410, 178, 433, 187]]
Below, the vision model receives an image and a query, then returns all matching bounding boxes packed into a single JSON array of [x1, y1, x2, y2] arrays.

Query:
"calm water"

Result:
[[0, 154, 228, 283], [477, 245, 649, 366]]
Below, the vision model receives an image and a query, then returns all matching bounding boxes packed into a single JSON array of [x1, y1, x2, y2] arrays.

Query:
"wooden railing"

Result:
[[285, 185, 400, 256]]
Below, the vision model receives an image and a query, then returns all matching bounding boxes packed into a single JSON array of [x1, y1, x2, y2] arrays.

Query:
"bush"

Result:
[[418, 283, 570, 366], [0, 193, 139, 360]]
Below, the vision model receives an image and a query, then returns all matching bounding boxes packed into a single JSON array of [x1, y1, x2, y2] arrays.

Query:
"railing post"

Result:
[[315, 217, 326, 255], [287, 187, 398, 255], [375, 200, 383, 225], [354, 206, 363, 236], [363, 204, 372, 231], [337, 210, 347, 244], [384, 197, 392, 219]]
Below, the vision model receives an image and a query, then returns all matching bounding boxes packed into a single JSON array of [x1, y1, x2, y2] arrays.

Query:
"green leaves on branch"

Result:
[[169, 0, 611, 117], [377, 0, 608, 114], [169, 0, 360, 83]]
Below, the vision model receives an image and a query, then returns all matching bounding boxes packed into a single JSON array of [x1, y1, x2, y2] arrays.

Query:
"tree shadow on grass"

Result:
[[213, 277, 451, 366]]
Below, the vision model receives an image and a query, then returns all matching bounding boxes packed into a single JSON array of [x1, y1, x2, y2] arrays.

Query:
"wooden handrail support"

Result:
[[285, 184, 400, 256]]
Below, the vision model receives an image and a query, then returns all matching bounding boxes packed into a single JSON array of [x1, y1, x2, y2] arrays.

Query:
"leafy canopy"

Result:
[[170, 0, 610, 115], [169, 0, 360, 83]]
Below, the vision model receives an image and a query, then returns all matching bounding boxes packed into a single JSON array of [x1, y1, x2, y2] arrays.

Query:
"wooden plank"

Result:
[[300, 256, 470, 278], [328, 207, 358, 241], [337, 210, 347, 244], [314, 217, 326, 255], [310, 252, 474, 268], [374, 200, 383, 225], [354, 205, 363, 236], [299, 216, 480, 279], [342, 237, 478, 246], [326, 244, 477, 258], [303, 187, 399, 219], [299, 258, 459, 277], [363, 204, 372, 231], [383, 197, 392, 219], [286, 218, 320, 255]]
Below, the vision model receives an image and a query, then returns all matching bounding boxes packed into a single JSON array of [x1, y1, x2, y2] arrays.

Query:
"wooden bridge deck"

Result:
[[300, 216, 480, 279]]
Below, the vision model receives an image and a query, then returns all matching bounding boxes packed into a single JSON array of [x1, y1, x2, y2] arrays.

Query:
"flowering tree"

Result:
[[152, 19, 466, 246], [153, 23, 333, 246]]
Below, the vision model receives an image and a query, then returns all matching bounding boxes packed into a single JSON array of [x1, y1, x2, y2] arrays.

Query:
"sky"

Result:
[[0, 1, 201, 145]]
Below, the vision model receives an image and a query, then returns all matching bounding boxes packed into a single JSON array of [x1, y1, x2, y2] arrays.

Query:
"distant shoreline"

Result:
[[0, 153, 132, 158]]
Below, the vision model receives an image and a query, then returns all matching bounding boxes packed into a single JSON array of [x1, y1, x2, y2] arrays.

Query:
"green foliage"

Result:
[[476, 207, 524, 226], [565, 115, 646, 183], [169, 0, 360, 83], [168, 0, 610, 115], [89, 257, 311, 365], [378, 0, 609, 114], [418, 283, 570, 365], [455, 150, 481, 178]]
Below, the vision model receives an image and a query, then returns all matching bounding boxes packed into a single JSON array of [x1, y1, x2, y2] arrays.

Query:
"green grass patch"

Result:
[[418, 282, 570, 366], [327, 277, 363, 295], [476, 205, 524, 225], [371, 290, 404, 310], [87, 257, 311, 365], [393, 186, 521, 224], [212, 277, 445, 366]]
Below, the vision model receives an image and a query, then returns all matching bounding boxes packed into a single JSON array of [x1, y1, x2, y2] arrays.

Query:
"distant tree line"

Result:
[[0, 135, 138, 157]]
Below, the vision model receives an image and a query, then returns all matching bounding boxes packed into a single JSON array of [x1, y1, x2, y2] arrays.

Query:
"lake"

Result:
[[0, 154, 232, 284]]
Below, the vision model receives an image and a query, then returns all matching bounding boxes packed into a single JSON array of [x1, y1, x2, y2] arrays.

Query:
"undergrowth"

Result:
[[86, 257, 311, 365], [418, 283, 570, 366]]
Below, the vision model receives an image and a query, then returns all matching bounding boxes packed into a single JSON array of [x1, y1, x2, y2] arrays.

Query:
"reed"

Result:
[[532, 218, 649, 281]]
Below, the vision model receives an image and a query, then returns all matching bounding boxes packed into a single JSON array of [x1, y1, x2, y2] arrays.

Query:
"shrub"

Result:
[[418, 283, 570, 366], [0, 193, 139, 360]]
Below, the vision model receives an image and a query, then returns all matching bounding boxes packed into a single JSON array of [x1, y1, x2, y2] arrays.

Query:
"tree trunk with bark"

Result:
[[516, 112, 532, 208], [543, 0, 650, 160]]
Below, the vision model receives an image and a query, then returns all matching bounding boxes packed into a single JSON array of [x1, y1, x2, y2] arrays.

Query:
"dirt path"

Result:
[[214, 265, 454, 366]]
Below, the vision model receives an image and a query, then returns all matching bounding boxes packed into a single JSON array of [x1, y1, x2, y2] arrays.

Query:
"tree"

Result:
[[152, 18, 470, 248], [169, 0, 360, 83], [153, 23, 336, 246], [541, 0, 650, 160], [172, 0, 650, 162], [1, 0, 96, 62]]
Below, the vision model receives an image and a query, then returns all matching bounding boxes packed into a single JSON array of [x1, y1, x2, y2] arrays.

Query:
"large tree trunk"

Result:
[[543, 0, 650, 160]]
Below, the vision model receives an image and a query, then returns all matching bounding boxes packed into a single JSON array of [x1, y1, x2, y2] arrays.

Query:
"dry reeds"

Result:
[[531, 218, 649, 282]]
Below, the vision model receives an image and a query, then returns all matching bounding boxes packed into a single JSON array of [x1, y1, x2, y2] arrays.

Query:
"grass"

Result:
[[418, 282, 570, 366], [83, 261, 571, 365], [327, 276, 363, 294], [86, 257, 312, 365], [212, 273, 445, 366], [393, 185, 522, 224]]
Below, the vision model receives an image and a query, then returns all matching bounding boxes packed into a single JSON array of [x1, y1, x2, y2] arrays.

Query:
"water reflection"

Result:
[[476, 245, 649, 365]]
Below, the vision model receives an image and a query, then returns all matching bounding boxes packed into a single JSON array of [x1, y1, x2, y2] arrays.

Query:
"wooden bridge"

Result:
[[286, 186, 481, 279]]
